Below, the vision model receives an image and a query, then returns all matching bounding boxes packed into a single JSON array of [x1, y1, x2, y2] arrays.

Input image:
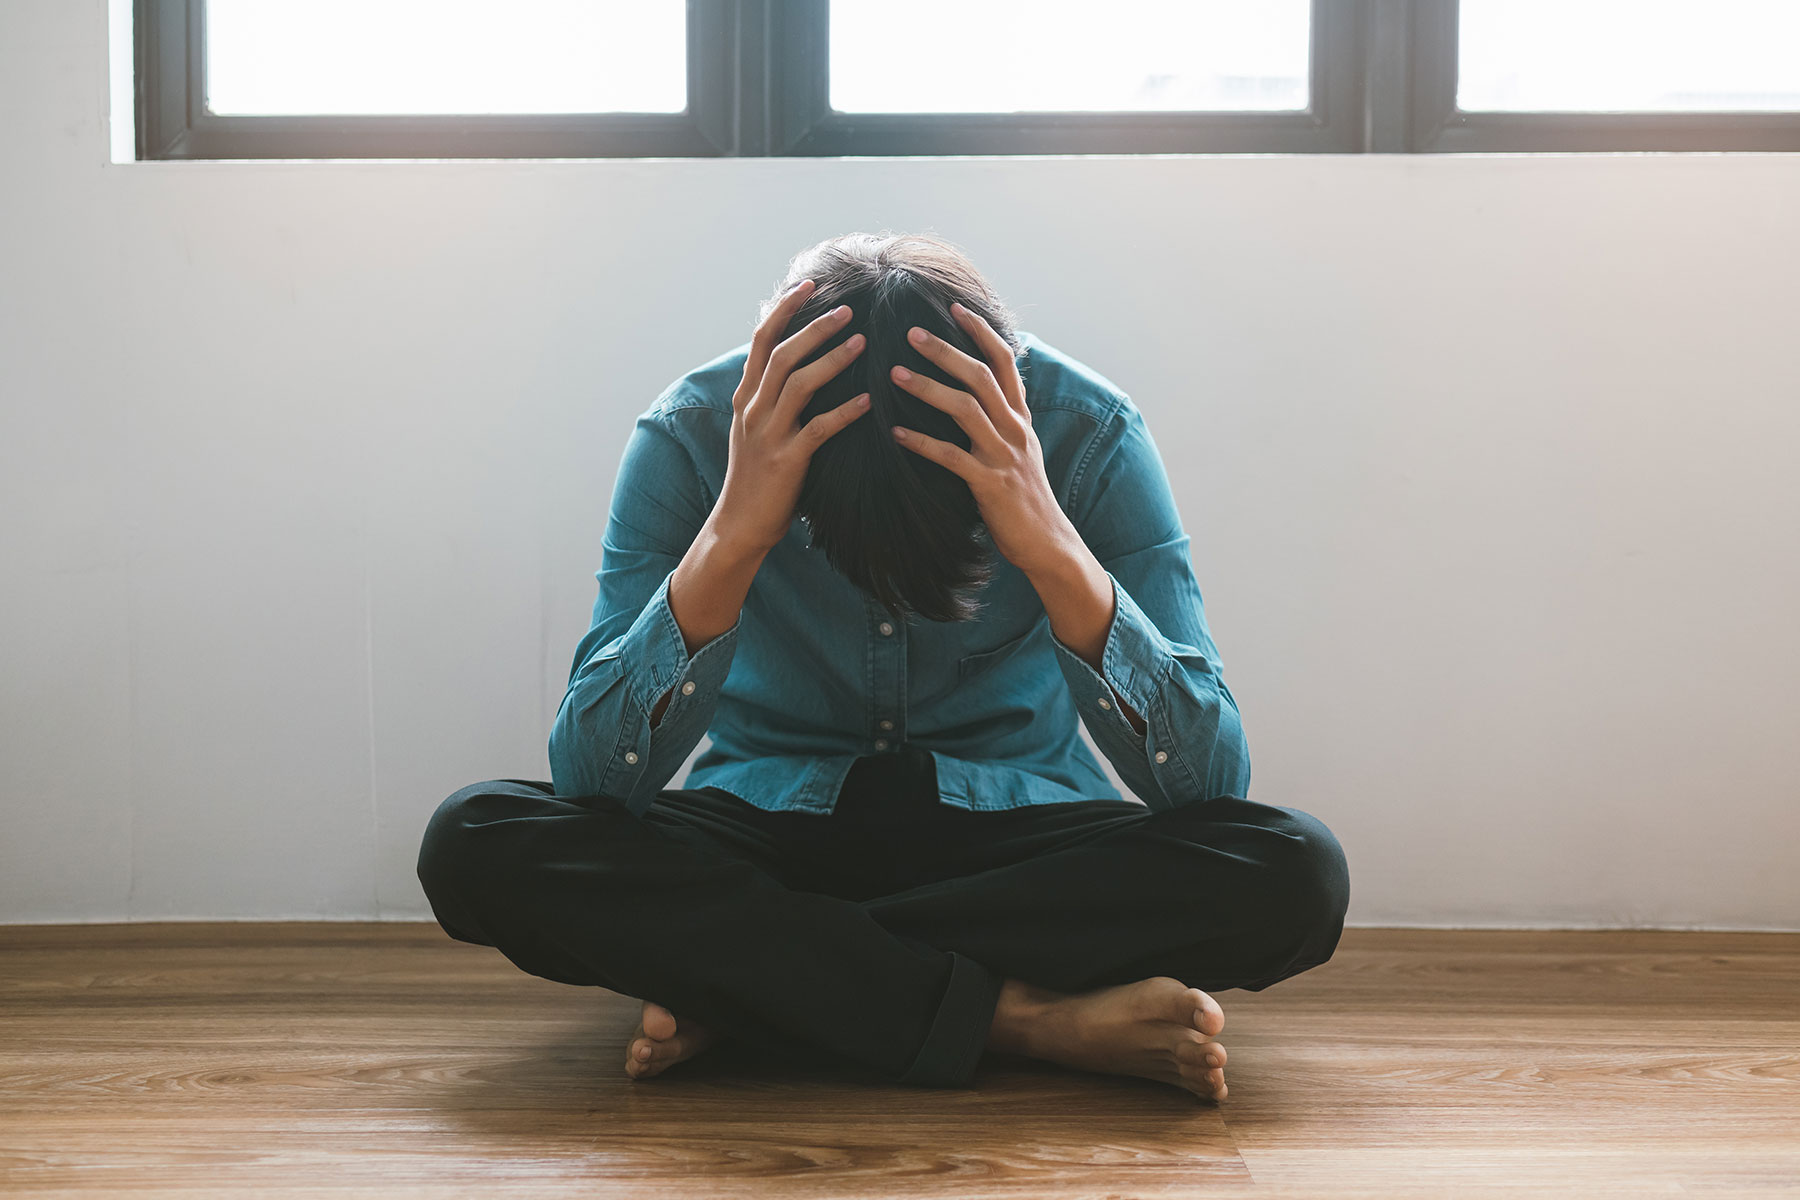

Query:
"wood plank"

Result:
[[1216, 929, 1800, 1196], [1, 923, 1796, 1197]]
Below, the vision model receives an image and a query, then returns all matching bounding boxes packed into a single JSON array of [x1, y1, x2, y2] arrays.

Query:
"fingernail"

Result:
[[847, 333, 864, 349], [891, 426, 906, 439], [835, 305, 852, 320], [908, 327, 927, 344], [892, 365, 911, 381], [857, 394, 870, 407], [951, 302, 966, 316]]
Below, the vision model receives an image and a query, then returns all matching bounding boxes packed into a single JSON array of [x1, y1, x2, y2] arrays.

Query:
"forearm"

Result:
[[1038, 550, 1253, 810], [651, 515, 768, 728], [1024, 539, 1148, 736]]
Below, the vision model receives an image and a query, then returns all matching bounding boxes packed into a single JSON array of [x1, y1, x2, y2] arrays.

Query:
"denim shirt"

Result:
[[548, 330, 1251, 818]]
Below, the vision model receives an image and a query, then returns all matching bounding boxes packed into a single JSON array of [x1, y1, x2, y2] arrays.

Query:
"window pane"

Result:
[[829, 0, 1310, 114], [1459, 0, 1800, 112], [206, 0, 685, 116]]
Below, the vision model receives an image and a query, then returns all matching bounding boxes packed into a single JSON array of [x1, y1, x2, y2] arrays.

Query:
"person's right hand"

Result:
[[712, 278, 872, 555]]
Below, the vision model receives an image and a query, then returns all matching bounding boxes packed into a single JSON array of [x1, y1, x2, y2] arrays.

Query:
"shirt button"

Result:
[[1154, 750, 1168, 763], [874, 738, 889, 751], [879, 622, 895, 636], [1097, 696, 1112, 710], [624, 751, 639, 764], [680, 680, 696, 695], [878, 719, 894, 730]]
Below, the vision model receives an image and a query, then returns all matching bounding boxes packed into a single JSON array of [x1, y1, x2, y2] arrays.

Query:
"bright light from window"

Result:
[[829, 0, 1310, 114], [206, 0, 686, 115], [1459, 0, 1800, 112]]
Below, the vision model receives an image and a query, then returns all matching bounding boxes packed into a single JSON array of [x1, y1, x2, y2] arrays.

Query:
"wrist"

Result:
[[1019, 528, 1099, 593], [1024, 538, 1114, 673], [703, 509, 782, 563]]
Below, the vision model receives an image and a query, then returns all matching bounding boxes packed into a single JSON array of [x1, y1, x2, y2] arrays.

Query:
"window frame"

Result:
[[1409, 0, 1800, 152], [768, 0, 1363, 155], [133, 0, 1800, 161], [135, 0, 742, 159]]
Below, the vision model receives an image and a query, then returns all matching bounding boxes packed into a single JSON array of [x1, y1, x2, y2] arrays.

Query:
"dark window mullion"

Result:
[[1409, 0, 1460, 150], [766, 0, 828, 156], [1360, 0, 1418, 151], [134, 0, 193, 158], [691, 0, 748, 155], [1309, 0, 1366, 153]]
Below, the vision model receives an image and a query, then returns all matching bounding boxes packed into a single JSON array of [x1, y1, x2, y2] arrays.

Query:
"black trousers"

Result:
[[416, 746, 1349, 1089]]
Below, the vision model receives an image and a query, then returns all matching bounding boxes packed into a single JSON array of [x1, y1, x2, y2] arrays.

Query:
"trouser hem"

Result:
[[895, 951, 1006, 1088]]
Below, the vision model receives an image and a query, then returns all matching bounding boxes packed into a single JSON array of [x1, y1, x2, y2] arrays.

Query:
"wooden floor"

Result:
[[1, 924, 1796, 1199]]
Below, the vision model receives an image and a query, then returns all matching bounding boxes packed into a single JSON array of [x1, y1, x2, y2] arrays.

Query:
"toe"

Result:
[[1186, 987, 1225, 1038], [641, 1001, 679, 1041], [1180, 1056, 1226, 1099], [1177, 1059, 1227, 1103], [1174, 1035, 1221, 1070]]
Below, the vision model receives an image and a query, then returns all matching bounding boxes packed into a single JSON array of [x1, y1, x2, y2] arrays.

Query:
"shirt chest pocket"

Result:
[[956, 625, 1039, 684]]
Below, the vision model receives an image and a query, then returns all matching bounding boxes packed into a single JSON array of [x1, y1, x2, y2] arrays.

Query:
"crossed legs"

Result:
[[416, 767, 1349, 1102]]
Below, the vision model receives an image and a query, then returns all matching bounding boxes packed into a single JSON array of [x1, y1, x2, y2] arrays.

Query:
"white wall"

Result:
[[3, 0, 1796, 929]]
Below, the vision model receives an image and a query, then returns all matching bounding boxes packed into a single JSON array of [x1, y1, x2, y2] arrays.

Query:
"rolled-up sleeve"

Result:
[[1047, 395, 1251, 811], [548, 407, 740, 815]]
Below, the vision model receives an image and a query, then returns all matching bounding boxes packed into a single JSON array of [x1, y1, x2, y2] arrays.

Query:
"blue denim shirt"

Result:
[[548, 330, 1250, 818]]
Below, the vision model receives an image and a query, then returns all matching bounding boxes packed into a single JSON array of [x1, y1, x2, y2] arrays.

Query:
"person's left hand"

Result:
[[887, 304, 1078, 578]]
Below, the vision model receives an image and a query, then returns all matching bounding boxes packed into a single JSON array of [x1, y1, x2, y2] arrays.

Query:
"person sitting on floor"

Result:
[[416, 230, 1350, 1103]]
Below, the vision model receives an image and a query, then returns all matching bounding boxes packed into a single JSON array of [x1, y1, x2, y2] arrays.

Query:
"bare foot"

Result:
[[624, 999, 719, 1081], [989, 975, 1229, 1101]]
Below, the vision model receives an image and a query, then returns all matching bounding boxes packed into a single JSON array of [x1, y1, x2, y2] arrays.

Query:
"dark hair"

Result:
[[756, 231, 1026, 624]]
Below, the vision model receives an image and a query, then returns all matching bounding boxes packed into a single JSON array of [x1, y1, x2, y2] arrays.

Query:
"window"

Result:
[[136, 0, 728, 158], [784, 0, 1355, 154], [1457, 0, 1800, 113], [205, 1, 687, 116], [134, 0, 1800, 160], [828, 2, 1312, 115], [1413, 0, 1800, 151]]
